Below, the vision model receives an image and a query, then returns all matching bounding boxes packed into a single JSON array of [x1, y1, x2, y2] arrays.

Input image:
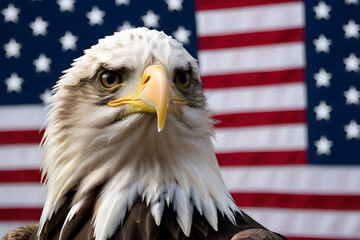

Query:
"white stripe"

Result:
[[0, 183, 45, 207], [196, 2, 304, 37], [0, 145, 42, 170], [0, 222, 38, 239], [214, 124, 307, 152], [198, 42, 305, 76], [205, 82, 306, 115], [242, 208, 360, 239], [3, 166, 357, 201], [221, 166, 360, 194], [0, 104, 47, 131]]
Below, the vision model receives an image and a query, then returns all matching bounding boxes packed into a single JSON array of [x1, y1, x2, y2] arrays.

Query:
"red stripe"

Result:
[[232, 193, 360, 210], [0, 130, 44, 145], [2, 196, 358, 220], [1, 194, 360, 220], [0, 170, 41, 183], [214, 110, 306, 128], [201, 69, 304, 89], [198, 28, 304, 50], [196, 0, 301, 11], [0, 208, 42, 221], [217, 151, 306, 166]]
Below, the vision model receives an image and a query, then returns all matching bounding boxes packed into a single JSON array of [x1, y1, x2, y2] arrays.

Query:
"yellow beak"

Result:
[[107, 65, 188, 132]]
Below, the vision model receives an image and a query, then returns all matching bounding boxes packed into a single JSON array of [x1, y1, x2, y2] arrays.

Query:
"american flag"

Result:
[[1, 0, 360, 239]]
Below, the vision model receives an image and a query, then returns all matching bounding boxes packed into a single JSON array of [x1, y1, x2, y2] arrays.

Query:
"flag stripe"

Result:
[[1, 193, 358, 222], [201, 69, 304, 89], [0, 145, 41, 170], [198, 42, 305, 76], [0, 130, 44, 145], [196, 2, 304, 37], [214, 124, 307, 152], [217, 151, 307, 166], [221, 166, 360, 194], [205, 83, 306, 115], [3, 167, 360, 209], [0, 85, 307, 128], [0, 105, 47, 131], [0, 208, 42, 221], [214, 110, 305, 128], [198, 28, 304, 50], [0, 184, 45, 207], [0, 170, 41, 183], [0, 110, 305, 146], [232, 193, 360, 210], [0, 124, 307, 170], [196, 0, 301, 11], [0, 194, 359, 221], [242, 208, 360, 239]]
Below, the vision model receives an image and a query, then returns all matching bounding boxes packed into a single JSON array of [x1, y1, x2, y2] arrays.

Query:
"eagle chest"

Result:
[[111, 199, 246, 240], [41, 195, 255, 240]]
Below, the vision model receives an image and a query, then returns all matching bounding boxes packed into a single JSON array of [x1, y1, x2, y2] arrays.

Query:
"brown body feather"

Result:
[[3, 189, 286, 240], [1, 224, 38, 240]]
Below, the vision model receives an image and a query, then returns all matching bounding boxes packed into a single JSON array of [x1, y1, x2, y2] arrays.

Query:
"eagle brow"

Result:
[[174, 64, 192, 74], [100, 65, 130, 73]]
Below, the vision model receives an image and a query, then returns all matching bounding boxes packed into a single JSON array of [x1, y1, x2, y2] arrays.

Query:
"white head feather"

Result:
[[39, 28, 238, 240]]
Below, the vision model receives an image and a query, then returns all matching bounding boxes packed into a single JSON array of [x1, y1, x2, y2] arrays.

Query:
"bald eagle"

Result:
[[3, 28, 287, 240]]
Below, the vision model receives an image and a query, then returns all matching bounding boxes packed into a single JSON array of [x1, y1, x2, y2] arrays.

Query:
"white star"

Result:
[[344, 86, 360, 105], [115, 0, 130, 6], [29, 16, 49, 36], [345, 0, 359, 4], [117, 21, 134, 31], [86, 6, 105, 26], [344, 53, 360, 72], [3, 38, 22, 58], [313, 1, 331, 20], [343, 20, 360, 39], [57, 0, 75, 12], [33, 53, 52, 73], [314, 68, 332, 87], [141, 10, 160, 28], [166, 0, 183, 11], [4, 73, 23, 93], [1, 3, 20, 23], [172, 26, 191, 44], [39, 89, 52, 104], [314, 101, 332, 121], [313, 34, 332, 53], [344, 120, 360, 140], [59, 31, 78, 51], [314, 135, 333, 156]]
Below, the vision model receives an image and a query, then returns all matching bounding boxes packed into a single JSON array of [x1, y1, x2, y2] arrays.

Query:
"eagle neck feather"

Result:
[[40, 111, 239, 240]]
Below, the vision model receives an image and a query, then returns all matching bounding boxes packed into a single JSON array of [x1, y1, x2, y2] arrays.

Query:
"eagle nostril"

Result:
[[144, 76, 150, 85]]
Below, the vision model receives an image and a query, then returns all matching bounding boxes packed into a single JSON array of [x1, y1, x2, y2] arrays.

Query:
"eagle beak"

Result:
[[107, 65, 188, 132]]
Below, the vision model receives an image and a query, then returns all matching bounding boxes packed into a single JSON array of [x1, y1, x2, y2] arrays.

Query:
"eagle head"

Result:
[[39, 28, 238, 239]]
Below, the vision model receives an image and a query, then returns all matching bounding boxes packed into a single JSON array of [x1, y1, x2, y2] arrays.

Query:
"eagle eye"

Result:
[[174, 71, 191, 90], [99, 71, 123, 89]]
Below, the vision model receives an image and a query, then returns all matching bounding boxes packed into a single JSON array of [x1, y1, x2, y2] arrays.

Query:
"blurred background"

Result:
[[1, 0, 360, 239]]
